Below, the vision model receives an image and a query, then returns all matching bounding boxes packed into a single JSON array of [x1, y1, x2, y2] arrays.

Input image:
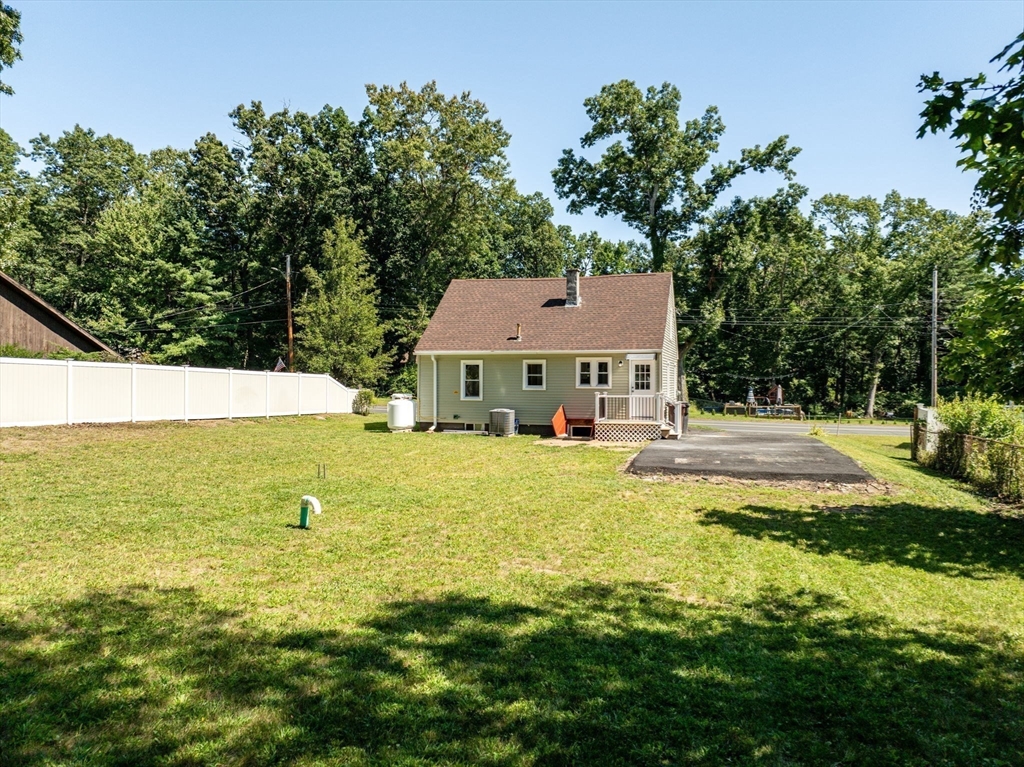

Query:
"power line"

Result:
[[121, 279, 278, 330], [130, 317, 289, 334], [108, 301, 285, 334], [701, 369, 800, 380]]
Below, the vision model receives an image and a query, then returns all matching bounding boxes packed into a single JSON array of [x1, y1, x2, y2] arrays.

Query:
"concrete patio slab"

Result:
[[628, 430, 873, 483]]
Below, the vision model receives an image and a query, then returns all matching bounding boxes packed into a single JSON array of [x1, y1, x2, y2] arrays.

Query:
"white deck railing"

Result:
[[594, 393, 662, 422], [663, 398, 686, 439], [594, 392, 686, 438]]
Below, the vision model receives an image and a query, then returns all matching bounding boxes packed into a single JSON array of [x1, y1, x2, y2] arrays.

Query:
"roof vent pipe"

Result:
[[566, 269, 581, 307], [515, 323, 522, 341]]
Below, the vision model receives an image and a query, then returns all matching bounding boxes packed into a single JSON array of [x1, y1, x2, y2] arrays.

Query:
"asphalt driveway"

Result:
[[629, 430, 873, 482]]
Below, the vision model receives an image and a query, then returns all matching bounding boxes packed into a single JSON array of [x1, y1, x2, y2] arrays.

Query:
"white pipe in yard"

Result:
[[299, 495, 322, 529], [431, 354, 438, 431]]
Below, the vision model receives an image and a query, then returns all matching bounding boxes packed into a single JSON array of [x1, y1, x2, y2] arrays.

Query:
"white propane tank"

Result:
[[387, 393, 416, 432]]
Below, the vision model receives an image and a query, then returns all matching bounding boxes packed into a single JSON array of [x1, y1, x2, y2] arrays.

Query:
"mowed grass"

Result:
[[1, 416, 1022, 766]]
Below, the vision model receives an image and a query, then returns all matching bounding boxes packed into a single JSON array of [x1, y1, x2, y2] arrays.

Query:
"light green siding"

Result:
[[416, 353, 662, 425], [415, 279, 680, 424]]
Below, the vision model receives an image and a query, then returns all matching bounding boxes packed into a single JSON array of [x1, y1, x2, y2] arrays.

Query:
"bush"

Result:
[[0, 344, 42, 358], [929, 394, 1024, 500], [937, 394, 1024, 442], [0, 344, 102, 362], [353, 389, 374, 416]]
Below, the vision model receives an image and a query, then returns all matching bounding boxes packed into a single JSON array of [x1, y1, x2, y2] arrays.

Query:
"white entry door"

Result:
[[629, 360, 653, 418]]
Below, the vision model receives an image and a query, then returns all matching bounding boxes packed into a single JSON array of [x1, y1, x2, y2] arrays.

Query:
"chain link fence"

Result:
[[913, 411, 1024, 502]]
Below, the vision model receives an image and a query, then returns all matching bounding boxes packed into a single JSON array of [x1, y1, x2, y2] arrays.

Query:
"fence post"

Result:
[[265, 370, 270, 420], [228, 369, 233, 420], [131, 362, 137, 423], [324, 374, 329, 414], [183, 365, 189, 424], [297, 371, 302, 416], [66, 359, 73, 425]]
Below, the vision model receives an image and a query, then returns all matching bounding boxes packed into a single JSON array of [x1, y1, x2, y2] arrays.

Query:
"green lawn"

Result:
[[1, 416, 1021, 766]]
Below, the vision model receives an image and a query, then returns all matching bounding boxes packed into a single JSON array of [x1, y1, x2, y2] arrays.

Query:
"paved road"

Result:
[[688, 418, 911, 438], [630, 430, 874, 482]]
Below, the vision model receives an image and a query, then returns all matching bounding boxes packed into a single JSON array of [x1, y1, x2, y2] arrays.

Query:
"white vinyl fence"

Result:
[[0, 357, 355, 428]]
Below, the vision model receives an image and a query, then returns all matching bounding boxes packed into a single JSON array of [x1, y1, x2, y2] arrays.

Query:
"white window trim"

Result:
[[575, 357, 612, 389], [460, 360, 483, 401], [522, 359, 547, 391]]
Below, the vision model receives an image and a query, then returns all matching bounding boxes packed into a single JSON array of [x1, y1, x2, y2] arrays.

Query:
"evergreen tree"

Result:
[[295, 219, 389, 387]]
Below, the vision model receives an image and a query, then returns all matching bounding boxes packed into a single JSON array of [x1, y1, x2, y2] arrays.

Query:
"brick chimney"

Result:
[[566, 269, 581, 307]]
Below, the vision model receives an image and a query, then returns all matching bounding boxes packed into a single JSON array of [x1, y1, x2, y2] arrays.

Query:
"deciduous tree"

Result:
[[919, 33, 1024, 398], [0, 129, 35, 270], [919, 32, 1024, 268], [944, 272, 1024, 399], [552, 80, 799, 272], [0, 3, 22, 96], [358, 81, 516, 364]]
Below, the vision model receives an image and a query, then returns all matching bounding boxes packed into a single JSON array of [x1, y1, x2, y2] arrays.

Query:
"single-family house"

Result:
[[413, 270, 685, 439]]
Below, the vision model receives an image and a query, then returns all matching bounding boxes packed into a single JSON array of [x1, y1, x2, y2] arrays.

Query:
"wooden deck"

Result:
[[592, 394, 687, 441]]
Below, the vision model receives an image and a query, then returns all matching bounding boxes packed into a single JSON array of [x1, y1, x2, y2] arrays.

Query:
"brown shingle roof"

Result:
[[414, 272, 673, 353]]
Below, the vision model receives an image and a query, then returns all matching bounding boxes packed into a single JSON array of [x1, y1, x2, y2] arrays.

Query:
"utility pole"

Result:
[[931, 265, 938, 408], [285, 254, 294, 372]]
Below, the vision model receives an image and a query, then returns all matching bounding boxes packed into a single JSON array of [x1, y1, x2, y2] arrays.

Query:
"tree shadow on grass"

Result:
[[1, 583, 1021, 765], [698, 503, 1024, 579]]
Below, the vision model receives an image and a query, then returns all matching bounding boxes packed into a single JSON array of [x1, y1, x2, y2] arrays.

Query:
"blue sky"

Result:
[[1, 1, 1020, 242]]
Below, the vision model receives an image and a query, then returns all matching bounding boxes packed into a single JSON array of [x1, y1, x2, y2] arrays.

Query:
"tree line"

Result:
[[0, 5, 1017, 413]]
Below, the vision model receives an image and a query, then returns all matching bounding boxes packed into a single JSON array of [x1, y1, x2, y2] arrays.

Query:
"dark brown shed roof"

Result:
[[415, 272, 673, 353], [0, 270, 117, 356]]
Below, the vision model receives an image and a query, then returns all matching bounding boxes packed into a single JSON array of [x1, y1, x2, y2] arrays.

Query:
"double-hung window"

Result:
[[576, 357, 611, 388], [523, 360, 546, 390], [461, 360, 482, 400]]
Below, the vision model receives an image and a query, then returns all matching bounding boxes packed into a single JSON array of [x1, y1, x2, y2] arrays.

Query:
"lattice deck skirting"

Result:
[[594, 420, 663, 442]]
